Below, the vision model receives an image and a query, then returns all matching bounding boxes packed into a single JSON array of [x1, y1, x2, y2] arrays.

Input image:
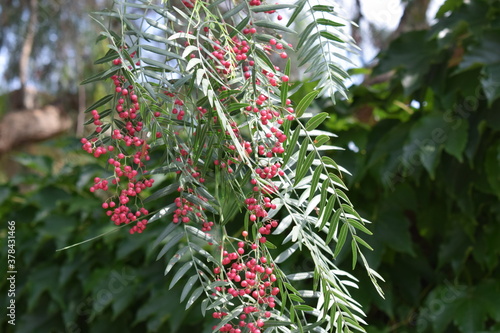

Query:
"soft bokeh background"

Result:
[[1, 0, 499, 332]]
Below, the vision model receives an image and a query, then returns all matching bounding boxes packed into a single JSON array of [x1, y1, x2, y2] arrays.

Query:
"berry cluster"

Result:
[[84, 0, 301, 330], [81, 51, 159, 234], [211, 224, 280, 333], [173, 188, 213, 232]]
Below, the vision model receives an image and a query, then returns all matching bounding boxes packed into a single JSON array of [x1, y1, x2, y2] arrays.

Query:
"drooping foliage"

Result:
[[320, 0, 500, 331], [78, 0, 382, 332]]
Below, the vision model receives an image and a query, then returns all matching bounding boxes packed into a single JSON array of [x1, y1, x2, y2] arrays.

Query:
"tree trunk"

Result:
[[19, 0, 38, 110]]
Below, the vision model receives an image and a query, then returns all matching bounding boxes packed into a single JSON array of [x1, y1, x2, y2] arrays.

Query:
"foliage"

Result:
[[77, 0, 382, 332], [319, 0, 500, 331], [0, 141, 212, 332]]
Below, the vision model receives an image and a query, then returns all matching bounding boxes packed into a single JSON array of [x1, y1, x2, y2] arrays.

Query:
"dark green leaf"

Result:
[[314, 135, 329, 147], [254, 48, 276, 72], [326, 209, 342, 244], [351, 239, 357, 269], [222, 1, 246, 19], [144, 182, 180, 204], [254, 20, 296, 34], [316, 18, 344, 27], [287, 0, 306, 27], [186, 286, 204, 309], [251, 4, 295, 12], [180, 275, 198, 302], [319, 30, 344, 43], [84, 94, 114, 113], [333, 223, 348, 257], [296, 90, 319, 118], [169, 261, 194, 289], [305, 112, 328, 131], [156, 231, 184, 261], [294, 304, 315, 312], [308, 166, 322, 202], [94, 49, 118, 64]]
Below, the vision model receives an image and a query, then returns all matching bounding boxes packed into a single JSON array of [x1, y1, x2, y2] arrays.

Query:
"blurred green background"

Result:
[[1, 0, 499, 332]]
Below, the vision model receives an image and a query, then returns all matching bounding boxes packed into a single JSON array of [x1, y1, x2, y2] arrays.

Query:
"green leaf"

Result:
[[184, 193, 219, 214], [144, 182, 179, 204], [281, 58, 291, 106], [321, 156, 340, 171], [254, 48, 276, 72], [353, 235, 373, 251], [351, 239, 357, 269], [295, 90, 319, 118], [294, 304, 315, 312], [251, 4, 295, 12], [81, 67, 120, 85], [222, 1, 246, 19], [284, 282, 300, 294], [333, 223, 349, 257], [153, 219, 182, 247], [207, 0, 227, 10], [94, 49, 118, 64], [226, 103, 250, 113], [275, 243, 300, 263], [312, 5, 336, 12], [435, 0, 464, 18], [335, 189, 352, 205], [482, 63, 500, 106], [319, 30, 344, 43], [346, 218, 372, 235], [316, 18, 344, 27], [453, 293, 488, 332], [254, 20, 297, 34], [156, 231, 184, 260], [265, 240, 277, 249], [297, 23, 317, 50], [443, 116, 469, 162], [289, 294, 305, 303], [84, 94, 113, 113], [287, 0, 306, 27], [141, 57, 180, 72], [326, 209, 341, 244], [169, 261, 194, 289], [186, 286, 204, 309], [305, 112, 328, 131], [294, 150, 313, 186], [329, 173, 347, 189], [141, 44, 184, 60], [374, 30, 438, 95], [314, 135, 329, 147], [308, 166, 322, 202], [180, 275, 198, 302], [230, 16, 251, 38], [147, 203, 177, 224], [402, 113, 447, 178], [283, 128, 300, 165], [319, 195, 336, 229], [165, 247, 189, 275]]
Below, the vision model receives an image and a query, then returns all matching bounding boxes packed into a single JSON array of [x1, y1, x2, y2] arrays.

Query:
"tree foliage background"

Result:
[[1, 0, 499, 332]]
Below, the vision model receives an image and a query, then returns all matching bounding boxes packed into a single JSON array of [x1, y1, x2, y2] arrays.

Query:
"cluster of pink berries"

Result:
[[211, 224, 280, 333], [172, 188, 213, 232], [82, 50, 159, 234]]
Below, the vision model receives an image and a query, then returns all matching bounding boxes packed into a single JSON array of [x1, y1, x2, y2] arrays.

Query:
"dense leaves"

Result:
[[0, 142, 210, 332], [76, 0, 381, 332], [321, 0, 500, 331]]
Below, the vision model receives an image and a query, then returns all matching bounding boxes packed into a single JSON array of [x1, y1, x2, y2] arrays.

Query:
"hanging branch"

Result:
[[79, 1, 383, 332]]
